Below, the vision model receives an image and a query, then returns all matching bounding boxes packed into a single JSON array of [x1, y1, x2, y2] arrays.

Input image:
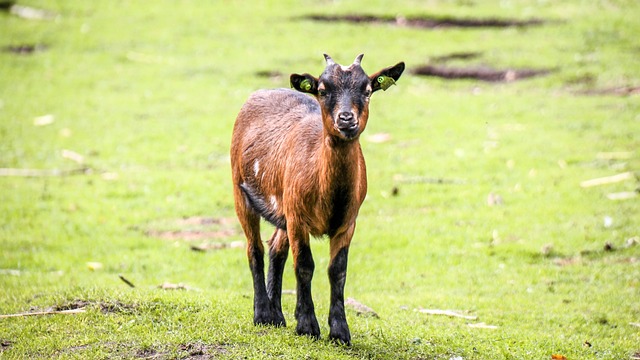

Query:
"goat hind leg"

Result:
[[235, 196, 277, 326], [266, 228, 289, 326]]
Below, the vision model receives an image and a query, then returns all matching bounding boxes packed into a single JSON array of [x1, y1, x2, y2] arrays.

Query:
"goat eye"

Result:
[[318, 89, 327, 97]]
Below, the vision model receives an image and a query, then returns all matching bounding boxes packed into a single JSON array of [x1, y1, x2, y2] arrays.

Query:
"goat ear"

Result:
[[290, 73, 319, 95], [370, 62, 405, 93]]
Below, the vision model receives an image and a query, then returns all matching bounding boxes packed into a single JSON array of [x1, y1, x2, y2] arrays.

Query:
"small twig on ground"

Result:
[[580, 171, 635, 188], [0, 308, 86, 319], [416, 308, 478, 320], [630, 322, 640, 328], [118, 274, 135, 288], [0, 167, 90, 177]]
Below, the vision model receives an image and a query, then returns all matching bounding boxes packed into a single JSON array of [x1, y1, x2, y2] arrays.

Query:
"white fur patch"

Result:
[[270, 195, 278, 210], [253, 160, 260, 177]]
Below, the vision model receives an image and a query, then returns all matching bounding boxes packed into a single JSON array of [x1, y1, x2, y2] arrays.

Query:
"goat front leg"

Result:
[[266, 228, 289, 327], [327, 224, 355, 345], [289, 226, 320, 339]]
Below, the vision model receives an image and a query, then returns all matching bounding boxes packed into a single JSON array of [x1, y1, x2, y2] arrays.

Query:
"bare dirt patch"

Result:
[[135, 347, 167, 359], [49, 299, 91, 312], [179, 342, 229, 359], [2, 44, 47, 55], [146, 229, 236, 241], [0, 299, 138, 319], [143, 216, 239, 242], [98, 300, 138, 314], [46, 299, 137, 314], [300, 14, 545, 29], [103, 343, 229, 359], [413, 64, 552, 82]]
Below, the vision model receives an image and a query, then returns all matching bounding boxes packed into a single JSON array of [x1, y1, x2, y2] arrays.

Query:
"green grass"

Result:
[[1, 0, 639, 359]]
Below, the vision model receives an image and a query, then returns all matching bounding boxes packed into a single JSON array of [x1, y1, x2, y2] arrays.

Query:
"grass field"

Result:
[[1, 0, 639, 359]]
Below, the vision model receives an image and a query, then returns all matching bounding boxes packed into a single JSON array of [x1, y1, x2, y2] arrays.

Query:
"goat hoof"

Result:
[[329, 333, 351, 346], [295, 316, 321, 339], [254, 310, 286, 327], [329, 320, 351, 346], [254, 317, 286, 327], [272, 310, 286, 327]]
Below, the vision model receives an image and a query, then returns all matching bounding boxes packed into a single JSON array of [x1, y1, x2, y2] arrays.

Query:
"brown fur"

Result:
[[231, 88, 366, 236]]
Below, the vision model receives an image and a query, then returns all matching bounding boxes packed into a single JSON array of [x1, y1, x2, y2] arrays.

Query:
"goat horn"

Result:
[[353, 53, 364, 66], [323, 53, 336, 66]]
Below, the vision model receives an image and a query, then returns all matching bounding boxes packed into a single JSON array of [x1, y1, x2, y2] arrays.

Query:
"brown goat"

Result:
[[230, 54, 404, 345]]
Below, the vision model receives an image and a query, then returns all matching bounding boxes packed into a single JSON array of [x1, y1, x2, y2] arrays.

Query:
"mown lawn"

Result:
[[1, 1, 638, 359]]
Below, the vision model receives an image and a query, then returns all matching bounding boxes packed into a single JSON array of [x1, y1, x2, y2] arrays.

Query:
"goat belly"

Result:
[[239, 182, 286, 229]]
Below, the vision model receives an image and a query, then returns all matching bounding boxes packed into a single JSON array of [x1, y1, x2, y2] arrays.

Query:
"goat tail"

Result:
[[239, 182, 287, 230]]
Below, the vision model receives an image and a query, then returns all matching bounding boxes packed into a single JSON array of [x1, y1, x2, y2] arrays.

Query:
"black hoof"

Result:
[[329, 320, 351, 346], [254, 316, 286, 327], [254, 307, 286, 327], [296, 315, 321, 339], [329, 333, 351, 346], [273, 312, 286, 327]]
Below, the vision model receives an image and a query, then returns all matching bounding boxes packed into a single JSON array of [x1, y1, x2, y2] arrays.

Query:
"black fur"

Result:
[[328, 246, 350, 345], [249, 235, 287, 327], [294, 244, 321, 338], [371, 62, 405, 93], [240, 182, 287, 229], [249, 244, 272, 325], [267, 244, 288, 327], [318, 64, 370, 120], [327, 185, 351, 238], [283, 88, 321, 114]]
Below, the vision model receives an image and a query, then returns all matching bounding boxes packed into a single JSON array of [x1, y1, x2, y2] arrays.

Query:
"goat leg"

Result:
[[328, 239, 352, 345], [266, 229, 289, 327]]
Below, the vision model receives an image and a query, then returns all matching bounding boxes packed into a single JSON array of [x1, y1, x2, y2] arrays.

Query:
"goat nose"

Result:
[[338, 112, 354, 123]]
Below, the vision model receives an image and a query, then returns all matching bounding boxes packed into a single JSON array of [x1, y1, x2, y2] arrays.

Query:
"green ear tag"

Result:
[[377, 76, 396, 91], [300, 79, 312, 92]]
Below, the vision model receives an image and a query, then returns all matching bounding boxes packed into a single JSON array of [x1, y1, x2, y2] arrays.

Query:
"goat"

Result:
[[230, 53, 404, 345]]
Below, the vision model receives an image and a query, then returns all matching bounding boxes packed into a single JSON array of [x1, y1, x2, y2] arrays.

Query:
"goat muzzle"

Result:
[[335, 112, 359, 139]]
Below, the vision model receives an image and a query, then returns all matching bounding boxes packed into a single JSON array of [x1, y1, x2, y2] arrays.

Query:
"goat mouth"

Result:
[[336, 123, 360, 139]]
